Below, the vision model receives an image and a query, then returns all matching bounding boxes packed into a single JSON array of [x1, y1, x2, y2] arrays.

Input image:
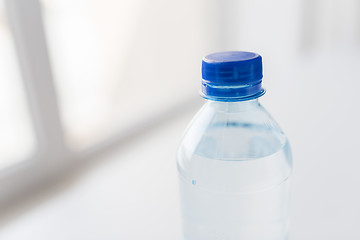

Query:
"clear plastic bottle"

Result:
[[177, 52, 292, 240]]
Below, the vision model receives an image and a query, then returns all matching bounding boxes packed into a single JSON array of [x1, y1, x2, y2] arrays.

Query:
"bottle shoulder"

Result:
[[178, 101, 290, 161]]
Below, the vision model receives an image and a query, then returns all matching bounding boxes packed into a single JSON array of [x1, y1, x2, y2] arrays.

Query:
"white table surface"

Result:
[[0, 50, 360, 239]]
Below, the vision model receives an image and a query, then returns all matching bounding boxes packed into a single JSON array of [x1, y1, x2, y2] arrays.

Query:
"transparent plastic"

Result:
[[177, 99, 292, 240]]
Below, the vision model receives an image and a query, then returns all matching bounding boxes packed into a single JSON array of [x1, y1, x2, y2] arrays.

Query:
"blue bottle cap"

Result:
[[201, 51, 265, 101]]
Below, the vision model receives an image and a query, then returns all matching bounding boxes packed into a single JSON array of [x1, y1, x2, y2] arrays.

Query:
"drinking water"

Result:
[[177, 52, 293, 240]]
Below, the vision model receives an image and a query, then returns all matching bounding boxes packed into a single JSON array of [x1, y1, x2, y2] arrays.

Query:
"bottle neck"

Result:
[[207, 99, 259, 112]]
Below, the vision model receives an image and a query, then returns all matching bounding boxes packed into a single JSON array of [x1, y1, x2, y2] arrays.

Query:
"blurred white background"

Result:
[[0, 0, 359, 239]]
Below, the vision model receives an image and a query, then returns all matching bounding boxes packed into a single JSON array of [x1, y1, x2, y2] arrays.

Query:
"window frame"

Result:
[[0, 0, 198, 207], [0, 0, 72, 206]]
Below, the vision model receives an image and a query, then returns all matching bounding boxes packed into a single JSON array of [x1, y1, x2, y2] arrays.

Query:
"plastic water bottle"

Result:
[[177, 51, 292, 240]]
